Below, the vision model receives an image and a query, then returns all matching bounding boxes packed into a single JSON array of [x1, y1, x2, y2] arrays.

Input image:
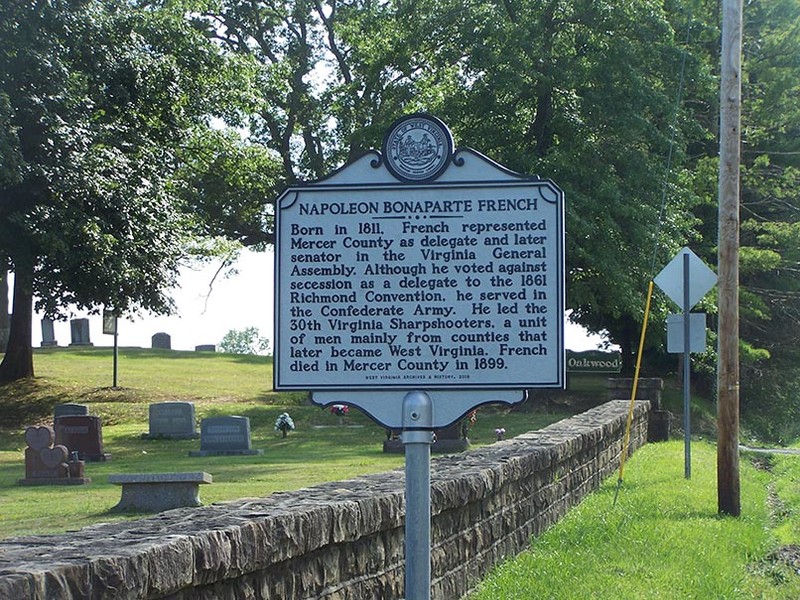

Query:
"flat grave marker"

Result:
[[109, 472, 212, 512]]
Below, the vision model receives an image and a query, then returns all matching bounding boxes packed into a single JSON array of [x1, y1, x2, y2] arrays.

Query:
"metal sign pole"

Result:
[[112, 316, 119, 389], [683, 253, 691, 479], [402, 391, 433, 600], [654, 247, 717, 482]]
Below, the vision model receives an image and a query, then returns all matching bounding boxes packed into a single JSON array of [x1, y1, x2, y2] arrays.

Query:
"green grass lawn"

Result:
[[0, 347, 570, 539], [5, 348, 797, 598], [470, 440, 800, 599]]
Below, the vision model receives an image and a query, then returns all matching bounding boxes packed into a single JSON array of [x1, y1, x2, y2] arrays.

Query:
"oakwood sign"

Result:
[[566, 350, 622, 373]]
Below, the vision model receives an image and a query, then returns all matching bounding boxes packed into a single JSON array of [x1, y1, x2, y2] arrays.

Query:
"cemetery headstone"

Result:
[[151, 332, 171, 349], [194, 344, 216, 352], [69, 318, 92, 346], [108, 472, 212, 512], [431, 422, 470, 453], [53, 403, 89, 420], [383, 421, 470, 454], [18, 425, 90, 485], [41, 318, 58, 347], [145, 402, 198, 439], [54, 415, 111, 461], [189, 416, 263, 456]]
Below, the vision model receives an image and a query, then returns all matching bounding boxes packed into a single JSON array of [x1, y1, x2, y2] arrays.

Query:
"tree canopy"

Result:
[[2, 0, 800, 442], [195, 0, 717, 367], [219, 326, 271, 355], [732, 0, 800, 440], [0, 0, 248, 381]]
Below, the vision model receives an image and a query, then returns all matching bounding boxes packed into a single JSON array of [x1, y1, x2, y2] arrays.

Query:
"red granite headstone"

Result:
[[54, 415, 110, 461], [25, 445, 69, 479], [19, 425, 89, 485]]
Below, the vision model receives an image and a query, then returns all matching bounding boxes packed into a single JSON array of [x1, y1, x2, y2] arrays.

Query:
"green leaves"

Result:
[[219, 327, 271, 355], [176, 127, 282, 249], [0, 0, 244, 309]]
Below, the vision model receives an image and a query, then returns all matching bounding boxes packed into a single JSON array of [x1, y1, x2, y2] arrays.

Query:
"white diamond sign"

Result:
[[654, 247, 717, 309]]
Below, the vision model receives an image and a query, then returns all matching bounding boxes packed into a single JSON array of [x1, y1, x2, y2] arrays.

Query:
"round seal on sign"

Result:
[[382, 114, 454, 182]]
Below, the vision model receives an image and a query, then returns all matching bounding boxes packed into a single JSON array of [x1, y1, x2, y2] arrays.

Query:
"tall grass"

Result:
[[470, 441, 800, 599]]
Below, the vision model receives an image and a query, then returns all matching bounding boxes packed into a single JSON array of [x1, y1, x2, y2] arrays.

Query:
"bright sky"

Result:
[[13, 248, 609, 352], [23, 249, 275, 352]]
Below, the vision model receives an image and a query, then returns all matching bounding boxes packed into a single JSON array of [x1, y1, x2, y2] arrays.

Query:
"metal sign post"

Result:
[[102, 310, 119, 388], [682, 253, 691, 479], [273, 115, 565, 599], [402, 391, 433, 600], [654, 247, 717, 479]]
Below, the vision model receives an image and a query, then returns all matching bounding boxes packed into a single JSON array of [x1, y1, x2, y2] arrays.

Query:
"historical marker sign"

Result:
[[274, 115, 564, 427]]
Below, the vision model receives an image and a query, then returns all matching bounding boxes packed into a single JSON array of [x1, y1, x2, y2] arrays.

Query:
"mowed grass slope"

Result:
[[0, 347, 569, 539], [470, 441, 800, 599]]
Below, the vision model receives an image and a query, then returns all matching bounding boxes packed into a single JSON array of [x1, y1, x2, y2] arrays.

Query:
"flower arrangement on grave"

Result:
[[274, 413, 295, 438], [330, 404, 349, 424], [495, 427, 506, 441]]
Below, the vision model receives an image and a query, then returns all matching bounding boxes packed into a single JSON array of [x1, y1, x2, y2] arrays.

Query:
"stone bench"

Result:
[[108, 472, 212, 512]]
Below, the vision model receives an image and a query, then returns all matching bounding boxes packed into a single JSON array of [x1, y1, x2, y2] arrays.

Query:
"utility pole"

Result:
[[717, 0, 742, 517]]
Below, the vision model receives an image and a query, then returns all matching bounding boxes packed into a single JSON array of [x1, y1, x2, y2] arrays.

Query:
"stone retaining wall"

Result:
[[0, 400, 649, 599]]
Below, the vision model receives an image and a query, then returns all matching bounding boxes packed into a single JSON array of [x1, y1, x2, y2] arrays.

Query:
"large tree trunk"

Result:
[[0, 271, 9, 353], [0, 263, 34, 383]]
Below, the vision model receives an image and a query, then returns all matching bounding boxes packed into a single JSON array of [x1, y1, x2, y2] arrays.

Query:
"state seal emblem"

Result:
[[383, 114, 454, 182]]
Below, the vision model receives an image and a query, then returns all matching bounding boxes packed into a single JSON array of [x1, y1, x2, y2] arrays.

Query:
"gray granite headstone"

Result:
[[146, 402, 198, 439], [194, 344, 216, 352], [54, 403, 89, 420], [69, 318, 92, 346], [41, 318, 58, 347], [190, 416, 262, 456], [151, 332, 171, 349], [54, 415, 110, 461]]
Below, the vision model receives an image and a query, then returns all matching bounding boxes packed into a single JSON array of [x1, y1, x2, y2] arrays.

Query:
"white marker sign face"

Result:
[[654, 247, 717, 309], [274, 179, 564, 391]]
